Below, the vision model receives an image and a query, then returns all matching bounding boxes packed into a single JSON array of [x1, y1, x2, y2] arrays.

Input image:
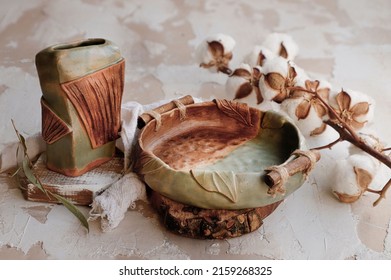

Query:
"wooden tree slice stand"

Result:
[[149, 189, 282, 239]]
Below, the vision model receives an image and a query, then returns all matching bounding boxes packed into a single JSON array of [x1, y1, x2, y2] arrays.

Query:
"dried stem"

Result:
[[325, 120, 391, 170], [382, 147, 391, 152], [312, 137, 342, 151], [367, 179, 391, 207]]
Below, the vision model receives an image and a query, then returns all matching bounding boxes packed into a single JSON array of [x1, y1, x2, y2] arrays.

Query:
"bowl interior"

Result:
[[140, 101, 300, 173]]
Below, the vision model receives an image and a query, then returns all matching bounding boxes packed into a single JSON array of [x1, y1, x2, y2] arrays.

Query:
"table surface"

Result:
[[1, 0, 391, 259]]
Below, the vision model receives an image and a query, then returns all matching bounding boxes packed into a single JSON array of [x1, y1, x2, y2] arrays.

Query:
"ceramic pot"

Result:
[[35, 38, 124, 176]]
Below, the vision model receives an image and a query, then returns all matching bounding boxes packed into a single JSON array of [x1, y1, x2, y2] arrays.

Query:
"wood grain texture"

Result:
[[149, 190, 282, 239], [61, 60, 124, 148], [41, 98, 72, 144]]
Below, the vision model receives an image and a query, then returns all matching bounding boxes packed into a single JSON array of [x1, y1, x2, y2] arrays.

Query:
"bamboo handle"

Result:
[[264, 149, 321, 188], [137, 95, 195, 129]]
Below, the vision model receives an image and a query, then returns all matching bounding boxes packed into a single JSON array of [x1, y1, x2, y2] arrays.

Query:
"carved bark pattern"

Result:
[[41, 98, 72, 144], [61, 60, 124, 148], [215, 99, 253, 126]]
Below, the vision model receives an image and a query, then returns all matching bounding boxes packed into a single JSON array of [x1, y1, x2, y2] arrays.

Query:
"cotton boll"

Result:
[[195, 33, 236, 73], [262, 33, 299, 60], [259, 56, 294, 103], [261, 56, 289, 76], [331, 159, 362, 203], [233, 62, 252, 73], [331, 153, 377, 203], [226, 64, 264, 105], [209, 33, 236, 53], [243, 45, 275, 67], [348, 133, 382, 174], [281, 97, 325, 138], [195, 41, 214, 70], [329, 89, 375, 130], [348, 153, 380, 176]]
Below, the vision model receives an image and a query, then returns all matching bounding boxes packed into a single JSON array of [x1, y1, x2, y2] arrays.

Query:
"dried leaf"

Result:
[[272, 91, 288, 103], [254, 86, 264, 104], [313, 102, 328, 118], [215, 99, 253, 126], [22, 157, 46, 194], [10, 166, 21, 178], [252, 67, 262, 80], [288, 65, 297, 80], [257, 51, 267, 66], [310, 123, 327, 136], [295, 100, 311, 120], [265, 72, 285, 90], [231, 68, 251, 79], [290, 88, 306, 99], [279, 42, 288, 59], [351, 102, 370, 116], [234, 83, 253, 100], [305, 80, 319, 91], [191, 170, 238, 203], [333, 191, 360, 203], [52, 193, 89, 232], [336, 90, 351, 111], [208, 41, 224, 58], [224, 52, 233, 61], [199, 61, 216, 69], [350, 119, 367, 130], [317, 87, 330, 100], [12, 121, 89, 232], [12, 120, 28, 156], [354, 166, 373, 191]]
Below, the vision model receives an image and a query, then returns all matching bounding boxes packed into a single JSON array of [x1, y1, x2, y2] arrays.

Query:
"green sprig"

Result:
[[11, 120, 89, 232]]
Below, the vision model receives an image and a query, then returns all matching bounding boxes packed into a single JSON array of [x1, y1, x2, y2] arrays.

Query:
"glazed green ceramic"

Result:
[[35, 38, 124, 176], [135, 100, 307, 210]]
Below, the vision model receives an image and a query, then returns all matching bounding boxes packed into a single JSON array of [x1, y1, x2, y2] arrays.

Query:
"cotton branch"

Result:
[[301, 88, 391, 205], [367, 179, 391, 207], [312, 137, 342, 151], [324, 119, 391, 170]]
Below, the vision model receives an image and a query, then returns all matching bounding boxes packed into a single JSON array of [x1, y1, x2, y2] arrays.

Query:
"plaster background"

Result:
[[0, 0, 390, 259]]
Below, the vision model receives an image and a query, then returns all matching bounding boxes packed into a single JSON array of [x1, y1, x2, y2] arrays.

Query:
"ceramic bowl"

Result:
[[135, 99, 306, 210]]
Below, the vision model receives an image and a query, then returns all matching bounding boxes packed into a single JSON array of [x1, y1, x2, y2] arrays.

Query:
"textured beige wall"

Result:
[[1, 0, 391, 259]]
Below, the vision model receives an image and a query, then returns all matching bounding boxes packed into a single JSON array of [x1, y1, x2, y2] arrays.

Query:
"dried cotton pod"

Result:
[[281, 78, 331, 137], [329, 89, 375, 131], [258, 56, 297, 103], [243, 45, 275, 67], [195, 33, 236, 74], [225, 64, 263, 104], [262, 33, 299, 61], [332, 154, 378, 203]]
